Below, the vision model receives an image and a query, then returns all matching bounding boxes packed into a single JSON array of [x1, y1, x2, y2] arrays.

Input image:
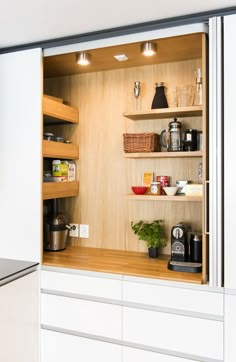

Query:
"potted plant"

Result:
[[131, 219, 167, 258]]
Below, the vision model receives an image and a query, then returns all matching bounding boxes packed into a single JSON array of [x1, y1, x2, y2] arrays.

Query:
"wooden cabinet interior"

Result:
[[43, 33, 207, 283], [42, 95, 79, 200]]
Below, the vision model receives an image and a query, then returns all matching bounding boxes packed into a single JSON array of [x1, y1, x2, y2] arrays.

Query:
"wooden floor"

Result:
[[43, 246, 203, 284]]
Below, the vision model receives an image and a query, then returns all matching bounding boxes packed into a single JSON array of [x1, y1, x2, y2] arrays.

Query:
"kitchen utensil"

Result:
[[160, 118, 182, 151], [44, 199, 71, 251], [131, 186, 147, 195], [151, 82, 168, 109], [183, 128, 198, 151], [163, 186, 178, 196]]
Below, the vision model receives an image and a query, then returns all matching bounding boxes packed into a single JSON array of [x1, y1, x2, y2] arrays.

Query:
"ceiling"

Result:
[[44, 33, 202, 78], [1, 0, 236, 50]]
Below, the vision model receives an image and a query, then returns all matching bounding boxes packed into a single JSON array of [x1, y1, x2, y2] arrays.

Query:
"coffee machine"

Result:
[[168, 222, 202, 273]]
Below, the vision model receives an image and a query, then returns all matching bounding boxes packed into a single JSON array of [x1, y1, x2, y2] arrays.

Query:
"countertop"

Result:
[[0, 258, 38, 286], [43, 246, 203, 284]]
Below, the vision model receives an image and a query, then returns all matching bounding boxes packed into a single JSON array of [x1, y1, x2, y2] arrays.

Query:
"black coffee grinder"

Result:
[[168, 222, 202, 273]]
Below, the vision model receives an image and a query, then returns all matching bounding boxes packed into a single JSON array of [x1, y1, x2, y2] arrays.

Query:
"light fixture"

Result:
[[76, 52, 91, 66], [114, 54, 128, 62], [140, 42, 157, 57]]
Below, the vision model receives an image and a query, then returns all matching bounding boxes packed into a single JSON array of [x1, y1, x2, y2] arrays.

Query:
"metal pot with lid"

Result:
[[44, 199, 71, 251], [160, 118, 183, 151]]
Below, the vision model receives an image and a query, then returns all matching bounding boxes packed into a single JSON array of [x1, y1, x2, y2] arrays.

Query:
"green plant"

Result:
[[131, 219, 167, 249]]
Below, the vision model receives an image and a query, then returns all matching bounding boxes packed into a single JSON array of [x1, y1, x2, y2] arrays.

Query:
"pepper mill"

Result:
[[151, 82, 168, 109]]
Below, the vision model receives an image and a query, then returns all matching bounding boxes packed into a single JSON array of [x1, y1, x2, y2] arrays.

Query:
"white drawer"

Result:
[[123, 280, 223, 316], [41, 270, 122, 300], [41, 329, 121, 362], [123, 346, 192, 362], [41, 293, 121, 340], [123, 306, 223, 360]]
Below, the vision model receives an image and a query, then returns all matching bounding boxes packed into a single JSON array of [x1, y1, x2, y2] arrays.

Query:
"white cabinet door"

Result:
[[123, 346, 192, 362], [41, 293, 122, 339], [0, 271, 39, 362], [225, 293, 236, 362], [224, 14, 236, 290], [0, 49, 42, 262], [41, 329, 121, 362], [123, 306, 223, 361]]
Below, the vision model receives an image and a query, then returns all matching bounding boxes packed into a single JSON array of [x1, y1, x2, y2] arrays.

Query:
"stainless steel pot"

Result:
[[44, 199, 71, 251]]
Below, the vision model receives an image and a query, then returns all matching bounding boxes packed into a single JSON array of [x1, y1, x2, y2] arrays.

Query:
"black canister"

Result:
[[151, 82, 168, 109], [190, 233, 202, 262], [183, 129, 198, 151]]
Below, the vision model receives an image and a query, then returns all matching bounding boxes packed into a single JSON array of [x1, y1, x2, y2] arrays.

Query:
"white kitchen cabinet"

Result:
[[224, 14, 236, 291], [123, 278, 223, 316], [41, 292, 122, 340], [122, 306, 223, 360], [0, 271, 39, 362], [224, 293, 236, 362], [41, 329, 121, 362], [123, 346, 193, 362], [0, 48, 42, 262], [41, 269, 122, 300]]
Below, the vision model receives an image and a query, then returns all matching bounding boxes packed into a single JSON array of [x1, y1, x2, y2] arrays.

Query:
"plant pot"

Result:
[[148, 247, 159, 258]]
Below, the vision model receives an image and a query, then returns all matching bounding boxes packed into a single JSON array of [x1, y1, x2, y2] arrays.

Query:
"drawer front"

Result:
[[123, 280, 223, 316], [123, 346, 192, 362], [41, 270, 122, 300], [123, 307, 223, 360], [41, 329, 121, 362], [41, 293, 121, 340]]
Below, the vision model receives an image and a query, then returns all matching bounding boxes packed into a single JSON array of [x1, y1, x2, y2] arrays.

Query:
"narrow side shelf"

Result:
[[124, 151, 202, 158], [43, 94, 79, 124], [123, 106, 202, 120], [126, 194, 202, 202], [43, 181, 79, 200], [42, 140, 79, 159]]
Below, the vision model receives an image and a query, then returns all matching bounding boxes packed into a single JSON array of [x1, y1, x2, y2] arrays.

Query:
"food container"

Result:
[[52, 160, 68, 180], [43, 132, 54, 141], [156, 175, 169, 195], [150, 181, 161, 195]]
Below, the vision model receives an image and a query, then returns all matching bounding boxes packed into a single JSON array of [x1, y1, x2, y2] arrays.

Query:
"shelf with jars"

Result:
[[42, 94, 79, 200]]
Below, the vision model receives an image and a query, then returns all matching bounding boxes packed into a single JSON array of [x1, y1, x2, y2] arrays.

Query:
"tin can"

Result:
[[52, 160, 68, 180], [156, 176, 169, 195], [150, 181, 161, 195]]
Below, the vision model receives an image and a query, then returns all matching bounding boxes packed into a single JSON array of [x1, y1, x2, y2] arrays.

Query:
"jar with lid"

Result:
[[52, 160, 68, 181], [150, 181, 161, 195]]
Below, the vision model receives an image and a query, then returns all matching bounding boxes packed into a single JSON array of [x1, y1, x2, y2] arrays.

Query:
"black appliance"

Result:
[[168, 223, 202, 273]]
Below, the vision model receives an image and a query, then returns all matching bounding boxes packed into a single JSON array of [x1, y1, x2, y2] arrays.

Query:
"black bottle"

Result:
[[151, 82, 168, 109]]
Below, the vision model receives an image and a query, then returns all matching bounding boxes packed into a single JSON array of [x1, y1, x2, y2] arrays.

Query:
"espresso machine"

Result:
[[168, 222, 202, 273]]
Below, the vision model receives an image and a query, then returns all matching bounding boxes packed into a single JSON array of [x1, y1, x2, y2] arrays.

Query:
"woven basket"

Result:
[[123, 133, 160, 153]]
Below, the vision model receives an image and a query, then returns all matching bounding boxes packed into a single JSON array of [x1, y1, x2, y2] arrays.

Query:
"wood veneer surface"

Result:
[[43, 246, 202, 284]]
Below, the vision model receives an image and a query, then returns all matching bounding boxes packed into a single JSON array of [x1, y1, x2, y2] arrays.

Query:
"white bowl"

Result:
[[163, 186, 178, 196]]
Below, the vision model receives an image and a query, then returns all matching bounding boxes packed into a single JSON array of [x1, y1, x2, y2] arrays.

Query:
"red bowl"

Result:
[[131, 186, 147, 195]]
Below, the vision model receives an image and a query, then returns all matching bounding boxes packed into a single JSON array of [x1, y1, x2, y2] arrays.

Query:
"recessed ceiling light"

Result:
[[114, 54, 128, 62], [140, 42, 157, 57], [76, 52, 91, 66]]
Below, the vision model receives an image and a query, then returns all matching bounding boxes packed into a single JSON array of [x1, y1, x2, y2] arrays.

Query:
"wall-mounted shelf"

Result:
[[43, 181, 79, 200], [126, 194, 202, 202], [123, 106, 202, 121], [124, 151, 202, 158], [42, 140, 79, 159], [43, 95, 79, 124]]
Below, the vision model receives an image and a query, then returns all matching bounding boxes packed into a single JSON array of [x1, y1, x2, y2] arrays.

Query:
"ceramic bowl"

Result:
[[163, 186, 178, 196], [131, 186, 147, 195]]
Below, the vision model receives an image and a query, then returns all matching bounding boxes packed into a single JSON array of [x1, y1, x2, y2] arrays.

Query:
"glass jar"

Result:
[[150, 181, 161, 195]]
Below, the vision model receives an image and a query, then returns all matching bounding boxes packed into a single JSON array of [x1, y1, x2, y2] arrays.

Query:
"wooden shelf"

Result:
[[43, 181, 79, 200], [43, 246, 203, 284], [123, 106, 202, 120], [126, 194, 202, 202], [42, 140, 79, 159], [43, 95, 79, 124], [124, 151, 202, 158]]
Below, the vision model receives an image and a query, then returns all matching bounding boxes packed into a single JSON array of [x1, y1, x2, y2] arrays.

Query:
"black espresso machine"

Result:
[[168, 222, 202, 273]]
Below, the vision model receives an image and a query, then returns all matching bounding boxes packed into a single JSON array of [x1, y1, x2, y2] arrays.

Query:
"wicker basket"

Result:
[[123, 133, 160, 153]]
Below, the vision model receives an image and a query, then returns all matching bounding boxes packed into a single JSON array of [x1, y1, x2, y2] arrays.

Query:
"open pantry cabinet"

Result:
[[42, 27, 209, 284]]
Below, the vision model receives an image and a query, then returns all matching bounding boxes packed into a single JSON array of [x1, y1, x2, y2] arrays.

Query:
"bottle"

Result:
[[194, 68, 203, 106], [151, 82, 168, 109]]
